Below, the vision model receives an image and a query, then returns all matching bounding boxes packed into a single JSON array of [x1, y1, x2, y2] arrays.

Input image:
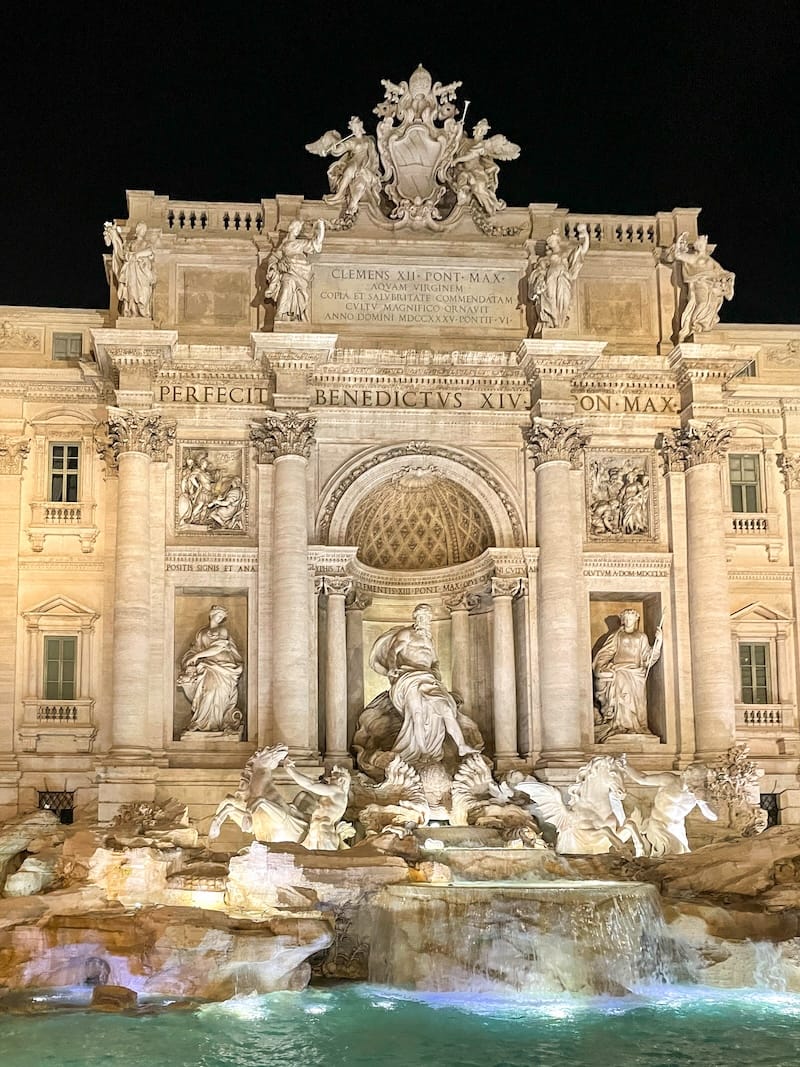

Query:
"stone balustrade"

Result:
[[163, 203, 264, 234]]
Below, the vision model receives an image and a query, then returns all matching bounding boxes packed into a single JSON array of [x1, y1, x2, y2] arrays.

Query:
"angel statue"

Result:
[[263, 219, 325, 322], [305, 116, 381, 219], [102, 220, 156, 318], [448, 119, 520, 216]]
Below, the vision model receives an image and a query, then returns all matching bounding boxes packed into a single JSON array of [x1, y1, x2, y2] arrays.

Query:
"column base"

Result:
[[324, 753, 354, 771], [534, 750, 587, 785], [0, 765, 21, 820], [493, 754, 529, 773]]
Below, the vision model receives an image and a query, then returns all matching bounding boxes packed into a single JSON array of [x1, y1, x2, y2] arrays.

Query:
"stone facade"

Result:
[[2, 71, 800, 825]]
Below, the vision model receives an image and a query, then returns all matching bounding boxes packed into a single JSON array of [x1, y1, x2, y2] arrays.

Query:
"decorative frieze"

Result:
[[165, 548, 258, 573], [491, 576, 526, 599], [523, 417, 589, 469], [250, 412, 316, 462], [583, 553, 672, 579], [0, 320, 41, 350], [104, 407, 175, 463], [659, 419, 731, 472], [0, 434, 31, 475]]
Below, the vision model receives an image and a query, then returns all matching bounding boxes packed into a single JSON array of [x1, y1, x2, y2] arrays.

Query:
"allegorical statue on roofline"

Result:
[[306, 64, 520, 231], [664, 231, 735, 342], [103, 220, 156, 319]]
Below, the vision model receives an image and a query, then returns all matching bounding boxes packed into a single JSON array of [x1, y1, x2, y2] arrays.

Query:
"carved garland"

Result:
[[317, 440, 524, 546], [0, 434, 31, 475]]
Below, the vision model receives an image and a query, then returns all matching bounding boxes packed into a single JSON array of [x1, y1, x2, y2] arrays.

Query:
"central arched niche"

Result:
[[346, 466, 494, 570]]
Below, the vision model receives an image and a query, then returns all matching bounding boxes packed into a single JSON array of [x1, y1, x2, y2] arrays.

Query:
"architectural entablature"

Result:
[[517, 339, 606, 382], [347, 549, 497, 599], [583, 552, 673, 579], [91, 328, 179, 384]]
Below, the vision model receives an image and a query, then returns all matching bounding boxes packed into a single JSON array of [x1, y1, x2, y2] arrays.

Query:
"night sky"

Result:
[[1, 3, 798, 325]]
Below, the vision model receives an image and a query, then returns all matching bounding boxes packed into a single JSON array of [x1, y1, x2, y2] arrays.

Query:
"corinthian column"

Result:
[[523, 417, 589, 768], [251, 413, 316, 759], [661, 420, 736, 758], [345, 590, 371, 749], [105, 408, 174, 758], [491, 577, 524, 767], [321, 576, 352, 767]]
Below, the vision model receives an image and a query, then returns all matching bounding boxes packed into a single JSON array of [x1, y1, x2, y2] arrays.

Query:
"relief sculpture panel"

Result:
[[586, 451, 655, 541], [176, 442, 248, 535]]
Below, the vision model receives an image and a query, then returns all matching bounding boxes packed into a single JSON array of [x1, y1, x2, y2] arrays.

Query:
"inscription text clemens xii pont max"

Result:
[[313, 265, 522, 329]]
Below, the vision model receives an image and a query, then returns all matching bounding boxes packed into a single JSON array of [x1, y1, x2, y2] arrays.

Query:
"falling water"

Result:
[[368, 880, 693, 995]]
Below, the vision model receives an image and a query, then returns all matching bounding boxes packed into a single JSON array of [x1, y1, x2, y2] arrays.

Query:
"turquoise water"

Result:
[[2, 984, 800, 1067]]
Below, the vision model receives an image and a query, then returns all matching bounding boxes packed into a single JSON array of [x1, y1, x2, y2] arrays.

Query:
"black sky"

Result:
[[1, 2, 798, 325]]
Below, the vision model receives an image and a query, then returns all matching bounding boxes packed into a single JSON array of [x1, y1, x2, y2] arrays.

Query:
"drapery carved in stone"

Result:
[[659, 419, 731, 473], [103, 407, 175, 464], [523, 417, 589, 469], [778, 452, 800, 492], [250, 412, 316, 463], [0, 434, 31, 475]]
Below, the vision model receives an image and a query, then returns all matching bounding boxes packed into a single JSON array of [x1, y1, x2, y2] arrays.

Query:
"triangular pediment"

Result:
[[23, 595, 98, 622], [730, 601, 793, 623]]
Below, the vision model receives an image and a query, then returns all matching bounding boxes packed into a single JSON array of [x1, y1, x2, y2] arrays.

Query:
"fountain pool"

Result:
[[2, 984, 800, 1067]]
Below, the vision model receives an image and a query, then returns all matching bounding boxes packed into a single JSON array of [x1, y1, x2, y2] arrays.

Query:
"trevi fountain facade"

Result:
[[2, 68, 800, 1053]]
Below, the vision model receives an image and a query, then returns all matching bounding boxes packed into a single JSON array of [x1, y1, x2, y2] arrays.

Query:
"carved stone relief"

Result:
[[586, 451, 655, 541], [176, 443, 248, 534], [0, 434, 31, 475], [0, 321, 41, 351]]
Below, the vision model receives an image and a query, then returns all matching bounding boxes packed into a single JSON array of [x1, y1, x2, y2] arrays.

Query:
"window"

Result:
[[739, 642, 771, 704], [729, 454, 761, 513], [52, 332, 82, 360], [49, 442, 80, 502], [43, 635, 77, 699]]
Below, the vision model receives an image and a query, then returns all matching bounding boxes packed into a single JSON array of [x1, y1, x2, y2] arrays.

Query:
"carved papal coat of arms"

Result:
[[306, 65, 520, 231]]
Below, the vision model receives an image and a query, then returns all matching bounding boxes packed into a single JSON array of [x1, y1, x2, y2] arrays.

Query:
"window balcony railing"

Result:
[[28, 500, 98, 553], [18, 698, 96, 752], [725, 512, 782, 562], [735, 704, 788, 729]]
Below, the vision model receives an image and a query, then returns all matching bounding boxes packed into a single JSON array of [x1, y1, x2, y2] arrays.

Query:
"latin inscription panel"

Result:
[[312, 262, 524, 330]]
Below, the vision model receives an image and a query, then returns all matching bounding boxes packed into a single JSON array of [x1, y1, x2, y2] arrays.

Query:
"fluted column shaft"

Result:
[[491, 580, 520, 763]]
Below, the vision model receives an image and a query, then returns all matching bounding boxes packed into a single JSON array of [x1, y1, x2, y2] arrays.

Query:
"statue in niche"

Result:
[[666, 231, 735, 341], [448, 118, 521, 216], [103, 221, 156, 318], [622, 762, 717, 855], [588, 458, 650, 537], [355, 603, 484, 818], [527, 224, 589, 330], [369, 603, 480, 766], [305, 117, 381, 219], [593, 610, 663, 742], [263, 219, 325, 322], [176, 605, 244, 737]]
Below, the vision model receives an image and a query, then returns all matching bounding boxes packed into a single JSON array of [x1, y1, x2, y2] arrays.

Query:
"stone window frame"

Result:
[[18, 595, 99, 753], [721, 423, 783, 562], [48, 440, 81, 502], [728, 453, 763, 514], [730, 602, 795, 733], [26, 408, 100, 553]]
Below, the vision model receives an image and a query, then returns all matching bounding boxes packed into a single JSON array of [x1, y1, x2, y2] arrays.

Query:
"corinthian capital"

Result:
[[660, 418, 731, 473], [103, 407, 175, 464], [778, 452, 800, 492], [523, 417, 589, 469], [0, 433, 31, 475], [250, 411, 316, 463]]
